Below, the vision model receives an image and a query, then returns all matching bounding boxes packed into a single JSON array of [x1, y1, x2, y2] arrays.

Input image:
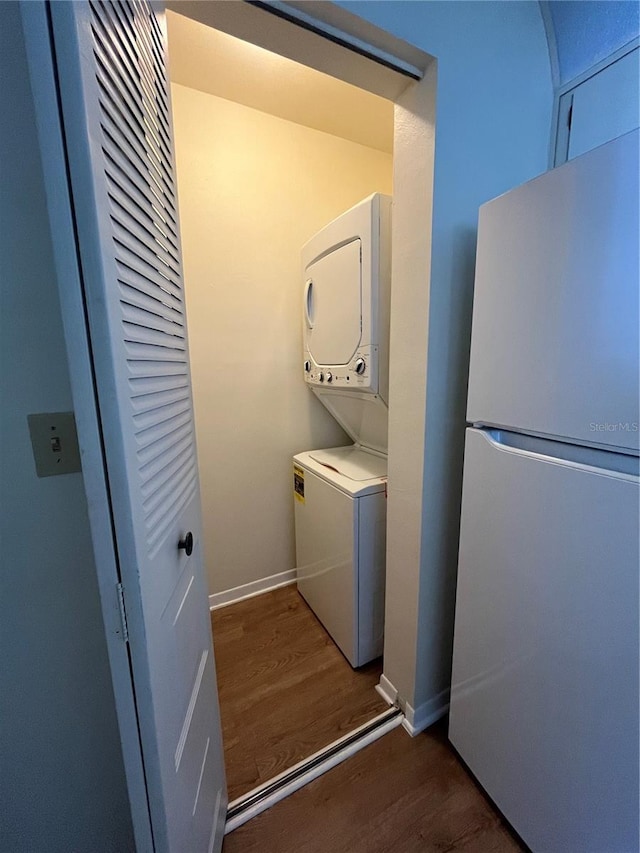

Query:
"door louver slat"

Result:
[[129, 373, 189, 396], [94, 45, 175, 199], [103, 134, 178, 237], [140, 454, 194, 516], [89, 0, 196, 552], [114, 242, 181, 299], [113, 221, 180, 285], [137, 423, 192, 469], [95, 59, 173, 200], [145, 468, 197, 546], [125, 342, 186, 363], [120, 304, 184, 340], [99, 83, 176, 213], [110, 198, 180, 274], [102, 4, 171, 150], [94, 6, 173, 157], [108, 171, 178, 253], [99, 101, 176, 228], [116, 269, 181, 313], [92, 25, 144, 126], [123, 321, 185, 349], [132, 397, 191, 432], [138, 438, 193, 488], [109, 193, 172, 256], [119, 284, 183, 327], [132, 387, 191, 418], [134, 408, 191, 445], [142, 460, 196, 520], [126, 360, 188, 379]]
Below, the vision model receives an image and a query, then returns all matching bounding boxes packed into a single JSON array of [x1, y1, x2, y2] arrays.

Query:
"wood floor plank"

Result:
[[223, 723, 524, 853], [211, 584, 388, 801]]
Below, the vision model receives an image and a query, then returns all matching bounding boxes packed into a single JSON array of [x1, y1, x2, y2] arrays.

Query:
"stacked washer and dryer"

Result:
[[293, 194, 391, 668]]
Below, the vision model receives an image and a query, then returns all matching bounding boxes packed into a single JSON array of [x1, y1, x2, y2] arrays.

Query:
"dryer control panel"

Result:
[[303, 345, 378, 392]]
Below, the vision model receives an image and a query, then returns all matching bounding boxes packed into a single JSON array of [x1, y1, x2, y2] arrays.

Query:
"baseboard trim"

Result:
[[375, 673, 398, 706], [224, 706, 403, 834], [402, 688, 450, 737], [209, 570, 297, 611]]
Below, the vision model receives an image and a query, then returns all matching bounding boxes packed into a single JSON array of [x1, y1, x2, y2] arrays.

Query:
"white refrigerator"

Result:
[[449, 129, 639, 852]]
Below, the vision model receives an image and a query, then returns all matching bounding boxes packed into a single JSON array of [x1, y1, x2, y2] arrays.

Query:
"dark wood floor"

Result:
[[211, 584, 388, 801], [223, 720, 524, 853]]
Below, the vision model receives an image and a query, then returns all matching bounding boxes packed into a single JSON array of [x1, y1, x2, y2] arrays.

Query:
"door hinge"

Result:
[[116, 582, 129, 643]]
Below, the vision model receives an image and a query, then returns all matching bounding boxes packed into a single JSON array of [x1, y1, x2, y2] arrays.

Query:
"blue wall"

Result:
[[548, 0, 639, 84], [0, 4, 135, 849]]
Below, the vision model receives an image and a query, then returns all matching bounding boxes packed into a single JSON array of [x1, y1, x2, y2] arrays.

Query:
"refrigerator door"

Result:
[[449, 428, 639, 851], [467, 129, 639, 453]]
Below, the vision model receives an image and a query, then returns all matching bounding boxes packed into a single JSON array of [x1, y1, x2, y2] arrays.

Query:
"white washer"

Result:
[[293, 445, 387, 668]]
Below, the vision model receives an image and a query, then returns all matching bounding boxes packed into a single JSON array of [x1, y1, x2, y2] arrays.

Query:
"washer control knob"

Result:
[[304, 360, 311, 373], [354, 358, 366, 375], [318, 372, 325, 382], [326, 372, 333, 383]]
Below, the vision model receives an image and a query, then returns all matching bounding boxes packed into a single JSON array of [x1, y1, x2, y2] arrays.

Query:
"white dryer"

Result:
[[293, 446, 386, 667], [302, 193, 391, 454], [294, 194, 392, 667]]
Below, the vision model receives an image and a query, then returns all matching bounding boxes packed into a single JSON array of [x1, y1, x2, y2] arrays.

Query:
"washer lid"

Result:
[[309, 446, 387, 480], [294, 446, 387, 497]]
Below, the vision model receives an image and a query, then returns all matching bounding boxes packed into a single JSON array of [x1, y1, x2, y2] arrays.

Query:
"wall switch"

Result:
[[27, 412, 82, 478]]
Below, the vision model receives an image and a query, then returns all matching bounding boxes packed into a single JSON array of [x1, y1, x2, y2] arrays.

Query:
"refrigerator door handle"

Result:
[[478, 428, 639, 481]]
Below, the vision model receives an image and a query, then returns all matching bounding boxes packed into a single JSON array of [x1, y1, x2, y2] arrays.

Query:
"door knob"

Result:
[[178, 531, 194, 556]]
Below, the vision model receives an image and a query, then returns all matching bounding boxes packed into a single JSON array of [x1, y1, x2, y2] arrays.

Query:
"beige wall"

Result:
[[171, 83, 393, 595]]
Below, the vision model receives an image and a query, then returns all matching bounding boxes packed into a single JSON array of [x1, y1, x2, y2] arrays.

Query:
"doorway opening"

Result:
[[166, 9, 392, 802], [164, 0, 436, 810]]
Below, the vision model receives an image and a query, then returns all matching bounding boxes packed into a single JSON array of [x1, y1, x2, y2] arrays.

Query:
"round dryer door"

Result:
[[304, 238, 362, 366]]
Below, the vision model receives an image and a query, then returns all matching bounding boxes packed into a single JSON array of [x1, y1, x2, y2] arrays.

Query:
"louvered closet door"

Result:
[[48, 3, 226, 851]]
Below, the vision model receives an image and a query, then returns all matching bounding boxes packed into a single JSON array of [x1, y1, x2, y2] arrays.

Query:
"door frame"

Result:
[[21, 0, 438, 841]]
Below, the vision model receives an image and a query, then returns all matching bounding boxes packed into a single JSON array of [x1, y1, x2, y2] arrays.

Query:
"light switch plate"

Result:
[[27, 412, 82, 477]]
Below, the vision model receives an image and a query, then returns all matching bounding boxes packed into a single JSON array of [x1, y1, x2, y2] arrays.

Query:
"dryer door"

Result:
[[305, 238, 361, 366]]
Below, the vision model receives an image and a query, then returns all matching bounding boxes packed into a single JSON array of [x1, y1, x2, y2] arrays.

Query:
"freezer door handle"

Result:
[[477, 428, 639, 482]]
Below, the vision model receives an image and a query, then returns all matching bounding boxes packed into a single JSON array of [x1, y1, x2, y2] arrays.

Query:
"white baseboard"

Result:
[[375, 673, 398, 706], [209, 569, 297, 611], [401, 688, 450, 737]]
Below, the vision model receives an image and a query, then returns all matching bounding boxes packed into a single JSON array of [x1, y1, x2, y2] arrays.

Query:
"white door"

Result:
[[45, 2, 226, 850]]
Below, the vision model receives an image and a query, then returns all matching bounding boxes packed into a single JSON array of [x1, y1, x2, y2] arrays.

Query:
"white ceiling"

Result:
[[166, 10, 394, 154]]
